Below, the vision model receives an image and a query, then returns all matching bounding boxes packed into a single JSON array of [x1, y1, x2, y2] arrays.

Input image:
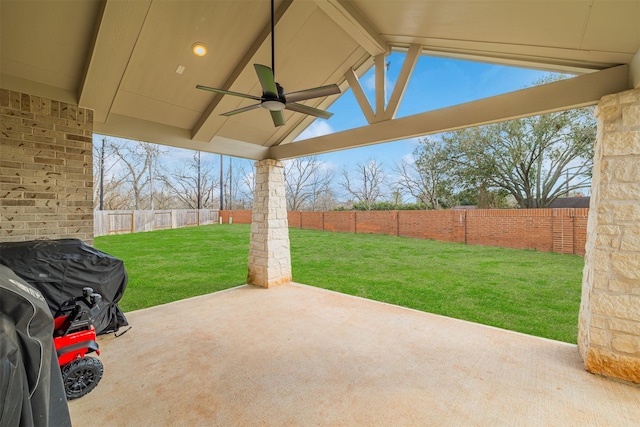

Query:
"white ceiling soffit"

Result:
[[1, 0, 638, 160]]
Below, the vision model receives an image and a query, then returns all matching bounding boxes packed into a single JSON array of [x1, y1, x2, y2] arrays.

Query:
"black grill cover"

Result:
[[0, 239, 128, 335], [0, 264, 71, 427]]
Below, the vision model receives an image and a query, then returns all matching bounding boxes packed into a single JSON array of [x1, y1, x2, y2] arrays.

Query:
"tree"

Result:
[[394, 138, 453, 209], [340, 159, 386, 210], [237, 164, 255, 209], [160, 151, 218, 209], [107, 140, 166, 209], [221, 157, 255, 210], [93, 137, 122, 210], [283, 156, 334, 211], [441, 106, 595, 208], [93, 138, 166, 210]]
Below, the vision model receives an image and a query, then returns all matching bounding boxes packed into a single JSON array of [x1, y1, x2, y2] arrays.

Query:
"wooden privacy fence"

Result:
[[220, 208, 589, 256], [94, 209, 220, 237]]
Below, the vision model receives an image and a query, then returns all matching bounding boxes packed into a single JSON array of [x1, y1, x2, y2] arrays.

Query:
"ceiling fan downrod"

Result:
[[194, 0, 341, 127], [271, 0, 275, 79]]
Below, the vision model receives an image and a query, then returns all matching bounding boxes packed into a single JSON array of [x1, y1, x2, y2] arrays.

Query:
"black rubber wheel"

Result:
[[61, 357, 103, 400]]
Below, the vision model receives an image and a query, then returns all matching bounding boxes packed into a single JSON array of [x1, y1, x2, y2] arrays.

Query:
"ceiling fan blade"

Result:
[[285, 103, 333, 120], [220, 104, 261, 117], [196, 85, 262, 101], [270, 110, 285, 127], [254, 64, 278, 97], [284, 84, 341, 103]]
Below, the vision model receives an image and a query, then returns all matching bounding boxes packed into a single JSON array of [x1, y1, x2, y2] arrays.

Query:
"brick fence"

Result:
[[220, 208, 589, 255]]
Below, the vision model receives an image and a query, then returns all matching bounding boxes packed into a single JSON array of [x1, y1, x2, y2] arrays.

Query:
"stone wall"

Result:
[[579, 87, 640, 384], [0, 89, 94, 244]]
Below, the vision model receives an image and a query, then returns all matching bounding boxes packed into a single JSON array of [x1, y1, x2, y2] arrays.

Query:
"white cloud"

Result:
[[295, 120, 334, 140], [362, 73, 394, 101], [401, 153, 415, 165], [363, 73, 376, 91], [318, 160, 338, 172]]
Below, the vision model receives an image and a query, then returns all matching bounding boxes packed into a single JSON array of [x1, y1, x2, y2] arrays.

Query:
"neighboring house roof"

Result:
[[548, 197, 591, 209]]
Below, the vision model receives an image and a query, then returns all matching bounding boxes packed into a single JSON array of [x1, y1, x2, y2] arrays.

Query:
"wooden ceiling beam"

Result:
[[270, 65, 630, 160], [313, 0, 387, 56], [78, 0, 152, 123], [95, 114, 269, 159]]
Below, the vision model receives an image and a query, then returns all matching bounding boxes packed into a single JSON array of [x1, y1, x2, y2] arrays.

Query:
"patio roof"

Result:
[[1, 0, 639, 159], [68, 283, 640, 425]]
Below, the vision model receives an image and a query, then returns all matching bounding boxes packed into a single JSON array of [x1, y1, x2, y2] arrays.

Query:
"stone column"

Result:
[[247, 159, 292, 288], [579, 87, 640, 384]]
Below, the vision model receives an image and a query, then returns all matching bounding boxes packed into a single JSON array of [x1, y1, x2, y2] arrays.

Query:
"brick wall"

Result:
[[220, 210, 252, 224], [0, 89, 94, 244], [356, 210, 398, 235], [399, 210, 466, 242], [323, 211, 356, 233], [225, 208, 589, 255], [466, 209, 553, 252], [300, 212, 323, 231]]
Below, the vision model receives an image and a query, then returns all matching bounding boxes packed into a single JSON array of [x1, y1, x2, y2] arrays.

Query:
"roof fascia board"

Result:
[[387, 35, 634, 73], [269, 65, 630, 159]]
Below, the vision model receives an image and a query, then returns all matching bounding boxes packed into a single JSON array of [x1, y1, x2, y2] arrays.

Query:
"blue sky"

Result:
[[297, 53, 558, 172]]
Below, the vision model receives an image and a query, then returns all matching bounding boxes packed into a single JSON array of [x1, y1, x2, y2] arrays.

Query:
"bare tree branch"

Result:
[[340, 159, 386, 210]]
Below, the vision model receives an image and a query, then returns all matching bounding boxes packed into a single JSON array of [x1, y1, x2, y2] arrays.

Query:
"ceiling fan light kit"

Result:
[[262, 100, 286, 111], [195, 0, 340, 127]]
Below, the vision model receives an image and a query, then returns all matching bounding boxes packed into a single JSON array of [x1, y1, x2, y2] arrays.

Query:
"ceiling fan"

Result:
[[195, 0, 341, 127]]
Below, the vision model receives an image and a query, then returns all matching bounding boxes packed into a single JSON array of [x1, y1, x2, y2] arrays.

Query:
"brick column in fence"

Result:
[[247, 159, 292, 288], [579, 87, 640, 384]]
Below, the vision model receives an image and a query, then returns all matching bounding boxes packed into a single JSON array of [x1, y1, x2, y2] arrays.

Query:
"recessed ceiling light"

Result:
[[192, 43, 207, 57]]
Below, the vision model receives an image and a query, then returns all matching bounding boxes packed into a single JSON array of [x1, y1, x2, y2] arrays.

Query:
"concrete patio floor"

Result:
[[68, 282, 640, 426]]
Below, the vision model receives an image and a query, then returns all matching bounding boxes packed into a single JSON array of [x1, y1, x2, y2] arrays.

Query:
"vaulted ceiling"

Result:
[[1, 0, 639, 160]]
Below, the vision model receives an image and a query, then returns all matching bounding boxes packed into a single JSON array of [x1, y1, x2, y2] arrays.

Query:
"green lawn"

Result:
[[95, 224, 584, 343]]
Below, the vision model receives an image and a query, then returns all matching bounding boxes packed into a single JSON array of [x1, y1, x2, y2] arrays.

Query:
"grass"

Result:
[[94, 225, 250, 312], [95, 224, 584, 343]]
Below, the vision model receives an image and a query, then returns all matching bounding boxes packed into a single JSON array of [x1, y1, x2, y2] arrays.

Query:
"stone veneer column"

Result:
[[247, 159, 292, 288], [579, 87, 640, 384], [0, 89, 94, 244]]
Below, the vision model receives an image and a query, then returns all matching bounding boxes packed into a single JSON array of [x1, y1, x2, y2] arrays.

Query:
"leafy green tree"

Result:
[[441, 106, 595, 208]]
